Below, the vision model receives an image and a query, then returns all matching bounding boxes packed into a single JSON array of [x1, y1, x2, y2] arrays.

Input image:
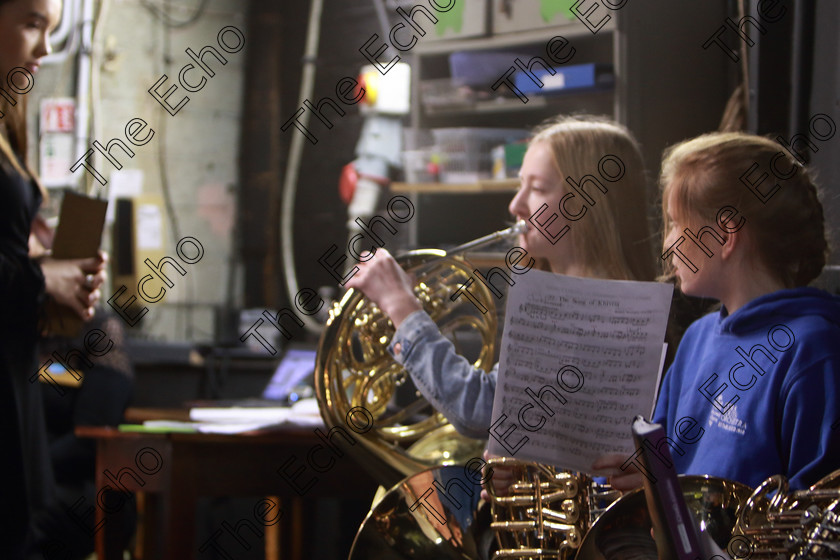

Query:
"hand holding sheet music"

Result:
[[487, 270, 673, 473]]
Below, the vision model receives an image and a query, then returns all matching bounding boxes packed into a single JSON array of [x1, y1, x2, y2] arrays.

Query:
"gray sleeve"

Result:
[[388, 310, 498, 439]]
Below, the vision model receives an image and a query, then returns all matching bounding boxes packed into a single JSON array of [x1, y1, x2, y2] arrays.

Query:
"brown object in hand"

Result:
[[43, 191, 108, 337]]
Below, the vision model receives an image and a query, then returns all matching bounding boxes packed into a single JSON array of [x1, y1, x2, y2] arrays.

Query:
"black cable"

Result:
[[156, 9, 180, 245], [154, 4, 196, 339]]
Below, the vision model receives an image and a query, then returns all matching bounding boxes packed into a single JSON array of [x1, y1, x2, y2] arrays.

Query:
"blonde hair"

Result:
[[529, 115, 655, 281], [660, 132, 828, 287]]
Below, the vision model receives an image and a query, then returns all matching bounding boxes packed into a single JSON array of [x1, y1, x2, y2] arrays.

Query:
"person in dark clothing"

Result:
[[33, 312, 136, 559], [0, 0, 106, 556]]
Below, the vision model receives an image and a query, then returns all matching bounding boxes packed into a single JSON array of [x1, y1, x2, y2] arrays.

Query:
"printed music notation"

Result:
[[517, 305, 654, 327], [487, 270, 673, 474], [509, 317, 649, 342]]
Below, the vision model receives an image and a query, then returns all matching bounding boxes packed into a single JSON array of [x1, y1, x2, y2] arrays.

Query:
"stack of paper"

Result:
[[187, 398, 325, 433], [118, 399, 326, 435]]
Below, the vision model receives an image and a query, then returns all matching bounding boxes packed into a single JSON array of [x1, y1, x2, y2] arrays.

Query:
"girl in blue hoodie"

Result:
[[598, 132, 840, 492]]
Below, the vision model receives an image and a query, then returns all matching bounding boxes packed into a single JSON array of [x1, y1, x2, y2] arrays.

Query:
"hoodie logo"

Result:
[[709, 404, 747, 436]]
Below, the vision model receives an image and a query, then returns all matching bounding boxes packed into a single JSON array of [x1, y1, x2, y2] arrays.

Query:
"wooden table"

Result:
[[76, 422, 378, 559]]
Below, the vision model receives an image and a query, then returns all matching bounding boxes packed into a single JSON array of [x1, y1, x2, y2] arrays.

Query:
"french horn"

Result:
[[348, 464, 494, 560], [315, 220, 528, 489], [314, 220, 615, 559], [484, 457, 621, 560], [732, 469, 840, 558], [572, 468, 840, 559], [576, 474, 754, 559]]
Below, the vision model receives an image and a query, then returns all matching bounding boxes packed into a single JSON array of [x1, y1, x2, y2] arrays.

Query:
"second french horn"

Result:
[[485, 457, 620, 559], [732, 470, 840, 558]]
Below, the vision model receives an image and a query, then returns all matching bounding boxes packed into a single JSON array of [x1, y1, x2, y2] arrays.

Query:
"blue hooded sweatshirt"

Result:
[[653, 287, 840, 490]]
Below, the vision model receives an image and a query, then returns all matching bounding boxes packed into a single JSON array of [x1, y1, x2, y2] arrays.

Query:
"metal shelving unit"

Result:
[[400, 1, 731, 249]]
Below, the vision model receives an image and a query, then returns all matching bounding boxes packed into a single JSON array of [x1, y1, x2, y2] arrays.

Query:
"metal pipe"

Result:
[[443, 220, 528, 256], [42, 0, 82, 65], [72, 0, 95, 195], [280, 0, 325, 335], [46, 0, 78, 53]]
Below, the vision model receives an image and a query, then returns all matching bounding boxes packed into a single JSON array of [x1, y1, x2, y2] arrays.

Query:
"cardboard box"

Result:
[[492, 0, 580, 34], [422, 0, 488, 41]]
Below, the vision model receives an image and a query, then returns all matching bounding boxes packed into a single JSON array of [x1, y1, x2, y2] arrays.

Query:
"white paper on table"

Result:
[[187, 399, 325, 431], [195, 422, 286, 434], [285, 398, 326, 427], [189, 407, 292, 424], [487, 270, 673, 474]]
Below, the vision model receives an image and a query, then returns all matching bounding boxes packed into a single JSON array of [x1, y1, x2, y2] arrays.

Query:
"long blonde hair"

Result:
[[529, 115, 656, 281], [660, 132, 828, 287]]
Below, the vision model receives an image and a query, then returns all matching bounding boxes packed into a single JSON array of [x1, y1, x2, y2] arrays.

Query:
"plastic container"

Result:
[[402, 127, 434, 151], [420, 78, 476, 112], [402, 148, 437, 183], [431, 128, 530, 183]]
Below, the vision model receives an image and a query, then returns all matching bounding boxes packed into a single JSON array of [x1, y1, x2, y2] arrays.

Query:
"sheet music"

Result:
[[487, 270, 673, 473]]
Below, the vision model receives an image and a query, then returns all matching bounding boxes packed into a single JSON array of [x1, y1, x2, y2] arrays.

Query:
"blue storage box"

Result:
[[513, 63, 614, 95], [449, 51, 533, 88]]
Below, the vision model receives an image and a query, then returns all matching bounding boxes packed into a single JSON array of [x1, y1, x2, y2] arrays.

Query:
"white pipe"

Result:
[[89, 0, 110, 195], [74, 0, 94, 194], [280, 0, 324, 335], [49, 0, 77, 50], [43, 0, 82, 65]]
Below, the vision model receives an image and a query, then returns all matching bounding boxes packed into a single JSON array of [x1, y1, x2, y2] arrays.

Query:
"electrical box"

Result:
[[111, 195, 168, 300]]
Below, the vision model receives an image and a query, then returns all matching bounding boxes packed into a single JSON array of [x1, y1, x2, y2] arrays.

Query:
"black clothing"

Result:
[[0, 156, 45, 332], [35, 362, 135, 560], [0, 155, 53, 558], [30, 313, 135, 559], [39, 313, 134, 484]]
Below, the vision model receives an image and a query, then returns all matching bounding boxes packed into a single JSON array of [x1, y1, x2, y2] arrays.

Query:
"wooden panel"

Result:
[[392, 179, 519, 194]]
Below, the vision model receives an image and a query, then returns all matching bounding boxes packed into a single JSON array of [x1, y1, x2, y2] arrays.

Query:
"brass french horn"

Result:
[[314, 221, 619, 559], [576, 474, 754, 559], [732, 469, 840, 558], [314, 221, 528, 489], [487, 459, 591, 558], [348, 464, 493, 560], [484, 457, 620, 560], [573, 468, 840, 559]]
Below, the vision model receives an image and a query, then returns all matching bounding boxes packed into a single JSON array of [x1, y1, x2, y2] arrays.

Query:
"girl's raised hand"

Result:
[[344, 248, 421, 329]]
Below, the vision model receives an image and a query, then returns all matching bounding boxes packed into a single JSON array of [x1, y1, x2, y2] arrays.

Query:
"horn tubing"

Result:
[[441, 219, 529, 257]]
